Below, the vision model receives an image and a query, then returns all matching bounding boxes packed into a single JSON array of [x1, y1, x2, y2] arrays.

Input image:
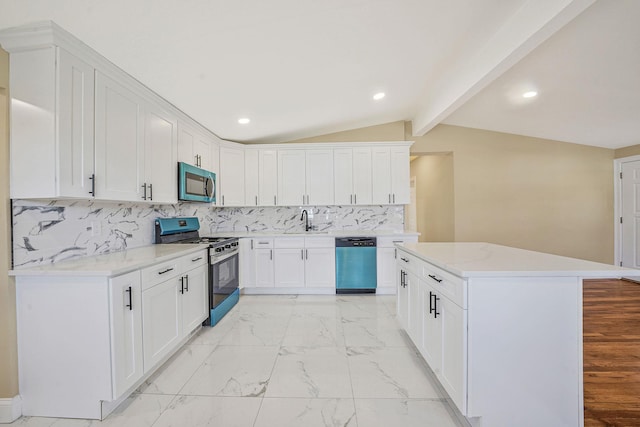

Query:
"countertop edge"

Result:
[[9, 244, 209, 277], [398, 243, 639, 279]]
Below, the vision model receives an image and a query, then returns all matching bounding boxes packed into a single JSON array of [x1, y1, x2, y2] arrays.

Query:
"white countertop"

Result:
[[399, 242, 640, 278], [204, 230, 419, 238], [10, 244, 209, 277]]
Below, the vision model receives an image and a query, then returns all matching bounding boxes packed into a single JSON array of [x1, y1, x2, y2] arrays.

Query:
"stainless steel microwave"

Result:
[[178, 162, 216, 203]]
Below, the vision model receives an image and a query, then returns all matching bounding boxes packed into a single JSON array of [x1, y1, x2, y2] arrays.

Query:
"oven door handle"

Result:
[[210, 250, 238, 264]]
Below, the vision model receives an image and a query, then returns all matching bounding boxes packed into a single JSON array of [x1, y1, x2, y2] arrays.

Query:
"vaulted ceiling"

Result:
[[0, 0, 637, 148]]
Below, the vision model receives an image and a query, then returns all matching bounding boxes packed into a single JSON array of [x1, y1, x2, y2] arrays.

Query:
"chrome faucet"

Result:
[[300, 209, 310, 232]]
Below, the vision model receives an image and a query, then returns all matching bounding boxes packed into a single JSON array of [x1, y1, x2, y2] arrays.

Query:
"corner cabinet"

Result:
[[14, 248, 208, 420]]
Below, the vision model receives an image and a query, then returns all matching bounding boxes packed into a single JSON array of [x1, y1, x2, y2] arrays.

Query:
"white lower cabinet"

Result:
[[110, 271, 144, 398], [142, 275, 181, 370], [377, 235, 418, 294], [141, 252, 208, 371], [244, 236, 335, 292], [14, 248, 208, 420], [397, 249, 467, 416]]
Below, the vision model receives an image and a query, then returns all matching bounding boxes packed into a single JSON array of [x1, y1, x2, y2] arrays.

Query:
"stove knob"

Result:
[[216, 247, 223, 253], [225, 244, 231, 249]]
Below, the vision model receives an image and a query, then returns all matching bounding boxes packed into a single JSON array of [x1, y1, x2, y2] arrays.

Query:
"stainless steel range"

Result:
[[155, 217, 239, 326]]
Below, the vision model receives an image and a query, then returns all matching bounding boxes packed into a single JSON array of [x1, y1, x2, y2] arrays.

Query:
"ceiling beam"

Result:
[[411, 0, 596, 137]]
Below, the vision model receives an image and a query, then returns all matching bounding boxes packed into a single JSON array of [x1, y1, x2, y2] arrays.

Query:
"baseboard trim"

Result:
[[0, 395, 21, 423]]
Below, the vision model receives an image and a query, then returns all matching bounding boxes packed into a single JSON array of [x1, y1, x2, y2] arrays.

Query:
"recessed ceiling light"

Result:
[[522, 91, 538, 98], [373, 92, 385, 100], [238, 118, 250, 124]]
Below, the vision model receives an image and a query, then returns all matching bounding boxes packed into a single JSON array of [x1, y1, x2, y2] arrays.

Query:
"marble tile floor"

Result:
[[11, 294, 468, 427]]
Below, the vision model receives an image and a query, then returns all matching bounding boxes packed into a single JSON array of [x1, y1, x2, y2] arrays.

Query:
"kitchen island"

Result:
[[395, 242, 638, 427]]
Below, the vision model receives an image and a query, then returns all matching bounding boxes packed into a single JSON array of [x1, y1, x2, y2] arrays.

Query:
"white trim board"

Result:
[[614, 155, 640, 268], [0, 395, 22, 423]]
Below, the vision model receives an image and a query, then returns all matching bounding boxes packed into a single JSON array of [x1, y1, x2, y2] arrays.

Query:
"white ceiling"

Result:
[[0, 0, 636, 148]]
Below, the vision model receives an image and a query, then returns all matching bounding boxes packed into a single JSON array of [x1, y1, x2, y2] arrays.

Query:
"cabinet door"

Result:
[[219, 146, 245, 206], [439, 296, 466, 412], [278, 150, 306, 205], [371, 147, 391, 204], [305, 149, 334, 205], [181, 264, 208, 335], [274, 249, 305, 288], [95, 72, 145, 201], [194, 135, 212, 171], [254, 249, 275, 287], [259, 150, 278, 206], [57, 48, 95, 198], [245, 149, 259, 206], [397, 267, 409, 330], [142, 277, 181, 371], [334, 148, 353, 205], [305, 247, 335, 288], [352, 147, 372, 205], [390, 146, 410, 204], [177, 123, 196, 166], [421, 284, 442, 372], [408, 272, 423, 346], [376, 247, 397, 292], [144, 105, 177, 203], [110, 271, 143, 399]]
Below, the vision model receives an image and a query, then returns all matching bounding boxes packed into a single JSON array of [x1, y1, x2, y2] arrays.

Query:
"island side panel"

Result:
[[466, 276, 582, 427], [16, 276, 113, 419]]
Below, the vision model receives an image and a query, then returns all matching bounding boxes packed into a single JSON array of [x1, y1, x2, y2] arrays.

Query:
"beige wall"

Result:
[[0, 47, 18, 398], [410, 154, 454, 242], [408, 124, 615, 263], [615, 144, 640, 159]]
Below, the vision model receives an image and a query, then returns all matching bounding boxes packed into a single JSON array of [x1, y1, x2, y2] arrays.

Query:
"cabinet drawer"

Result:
[[422, 263, 467, 309], [252, 238, 274, 249], [275, 237, 305, 249], [396, 251, 421, 276], [377, 235, 417, 248], [141, 258, 181, 290], [304, 236, 335, 248], [180, 250, 207, 271]]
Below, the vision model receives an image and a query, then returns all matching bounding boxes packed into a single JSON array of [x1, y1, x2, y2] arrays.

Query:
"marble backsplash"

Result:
[[12, 199, 404, 268]]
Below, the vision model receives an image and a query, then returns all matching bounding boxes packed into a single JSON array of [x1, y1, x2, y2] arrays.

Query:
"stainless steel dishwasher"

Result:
[[335, 237, 377, 294]]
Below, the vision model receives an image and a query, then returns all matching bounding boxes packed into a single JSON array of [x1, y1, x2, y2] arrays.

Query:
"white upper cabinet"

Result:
[[305, 149, 334, 205], [390, 145, 410, 204], [9, 46, 95, 199], [178, 121, 213, 171], [219, 144, 245, 206], [244, 149, 259, 206], [94, 71, 145, 202], [259, 149, 278, 206], [334, 147, 372, 205], [143, 103, 178, 204], [244, 148, 278, 206], [278, 150, 307, 205], [278, 149, 334, 206], [372, 145, 410, 204]]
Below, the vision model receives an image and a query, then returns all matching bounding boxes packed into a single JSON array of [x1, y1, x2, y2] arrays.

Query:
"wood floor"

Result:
[[584, 278, 640, 426]]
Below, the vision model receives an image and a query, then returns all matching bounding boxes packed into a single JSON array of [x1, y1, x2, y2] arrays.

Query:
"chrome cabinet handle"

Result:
[[350, 194, 353, 204], [274, 195, 276, 205], [354, 194, 356, 204], [388, 194, 391, 203], [255, 195, 258, 205], [141, 183, 147, 200], [306, 249, 308, 259], [185, 274, 189, 292], [270, 249, 273, 260], [301, 249, 304, 260], [149, 183, 153, 201], [393, 194, 395, 203]]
